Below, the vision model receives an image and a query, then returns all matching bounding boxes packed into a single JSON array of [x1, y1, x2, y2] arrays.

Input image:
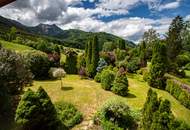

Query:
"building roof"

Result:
[[0, 0, 16, 7]]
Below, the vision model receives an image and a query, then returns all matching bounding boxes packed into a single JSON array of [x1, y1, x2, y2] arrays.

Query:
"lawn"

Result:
[[0, 40, 34, 52], [30, 74, 190, 129]]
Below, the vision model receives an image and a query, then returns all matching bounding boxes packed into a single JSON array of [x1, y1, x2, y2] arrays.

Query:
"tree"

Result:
[[64, 49, 78, 74], [24, 50, 50, 79], [86, 35, 99, 78], [15, 87, 64, 130], [148, 42, 167, 89], [181, 21, 190, 51], [142, 28, 159, 60], [118, 39, 125, 50], [167, 16, 184, 61], [0, 47, 32, 129], [103, 42, 116, 51], [139, 41, 147, 67], [142, 89, 159, 129], [9, 27, 17, 41], [52, 68, 66, 88]]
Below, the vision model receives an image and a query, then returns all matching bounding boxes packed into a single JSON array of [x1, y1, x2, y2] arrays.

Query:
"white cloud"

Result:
[[158, 0, 182, 11]]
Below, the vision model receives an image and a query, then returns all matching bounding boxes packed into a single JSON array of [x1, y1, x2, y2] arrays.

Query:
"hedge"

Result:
[[166, 79, 190, 109]]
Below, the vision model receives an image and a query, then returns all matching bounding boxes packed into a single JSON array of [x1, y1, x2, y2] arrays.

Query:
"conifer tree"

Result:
[[140, 41, 147, 67], [118, 39, 125, 50], [85, 35, 99, 78], [148, 42, 167, 89], [15, 87, 64, 130], [142, 89, 159, 129], [167, 16, 184, 61]]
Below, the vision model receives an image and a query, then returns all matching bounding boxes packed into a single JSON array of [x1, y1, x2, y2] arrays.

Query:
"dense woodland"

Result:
[[0, 15, 190, 130]]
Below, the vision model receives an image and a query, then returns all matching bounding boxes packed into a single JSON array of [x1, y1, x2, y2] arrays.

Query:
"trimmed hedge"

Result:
[[101, 69, 115, 90], [166, 79, 190, 109]]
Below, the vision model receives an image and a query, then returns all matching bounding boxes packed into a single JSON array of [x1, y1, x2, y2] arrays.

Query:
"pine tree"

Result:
[[142, 89, 159, 129], [167, 16, 184, 61], [148, 42, 167, 89], [140, 41, 147, 67]]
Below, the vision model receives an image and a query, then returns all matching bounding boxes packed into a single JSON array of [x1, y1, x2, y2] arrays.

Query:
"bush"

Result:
[[185, 63, 190, 70], [111, 73, 129, 96], [94, 99, 136, 130], [24, 50, 50, 79], [176, 54, 190, 67], [166, 79, 190, 109], [94, 72, 102, 83], [126, 57, 141, 73], [55, 101, 83, 128], [15, 87, 65, 130], [101, 69, 115, 90]]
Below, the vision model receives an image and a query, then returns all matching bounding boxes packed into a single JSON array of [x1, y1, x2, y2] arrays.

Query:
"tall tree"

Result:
[[142, 28, 159, 60], [167, 16, 184, 61], [148, 42, 167, 89], [139, 41, 147, 67], [86, 35, 99, 78], [142, 89, 159, 129], [118, 39, 125, 50]]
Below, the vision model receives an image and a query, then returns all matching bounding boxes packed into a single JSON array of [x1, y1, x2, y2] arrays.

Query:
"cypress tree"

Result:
[[148, 42, 167, 89], [86, 35, 99, 78], [140, 41, 147, 67]]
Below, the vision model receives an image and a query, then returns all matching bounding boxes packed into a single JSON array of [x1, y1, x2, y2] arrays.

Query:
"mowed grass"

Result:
[[0, 40, 34, 52], [30, 74, 190, 125]]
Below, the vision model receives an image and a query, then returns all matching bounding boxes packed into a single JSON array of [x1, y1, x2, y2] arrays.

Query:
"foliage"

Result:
[[0, 47, 32, 128], [64, 49, 78, 74], [117, 39, 126, 50], [167, 16, 184, 61], [142, 89, 159, 129], [15, 87, 65, 130], [142, 28, 159, 60], [165, 79, 190, 109], [115, 48, 127, 64], [103, 42, 116, 51], [94, 99, 135, 130], [86, 35, 99, 78], [78, 67, 87, 79], [55, 101, 83, 128], [96, 58, 108, 72], [24, 50, 51, 79], [148, 42, 167, 89], [111, 72, 129, 96], [77, 53, 86, 70], [52, 68, 66, 88], [176, 53, 190, 67], [139, 41, 147, 67], [94, 72, 102, 83], [101, 69, 115, 90], [126, 57, 141, 73], [100, 51, 115, 65], [181, 21, 190, 52], [185, 63, 190, 70]]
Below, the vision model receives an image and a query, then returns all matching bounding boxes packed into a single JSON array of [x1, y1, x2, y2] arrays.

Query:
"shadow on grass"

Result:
[[61, 86, 73, 91], [126, 93, 136, 98]]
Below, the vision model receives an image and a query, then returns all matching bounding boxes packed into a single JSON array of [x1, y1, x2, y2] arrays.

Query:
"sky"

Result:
[[0, 0, 190, 43]]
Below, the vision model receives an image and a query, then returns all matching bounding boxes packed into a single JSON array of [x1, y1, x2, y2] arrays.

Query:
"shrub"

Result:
[[24, 50, 50, 79], [111, 73, 129, 96], [126, 57, 141, 73], [96, 58, 107, 72], [166, 79, 190, 109], [176, 54, 190, 67], [15, 87, 65, 130], [101, 69, 115, 90], [94, 72, 102, 83], [185, 63, 190, 70], [94, 99, 135, 130], [55, 101, 83, 128]]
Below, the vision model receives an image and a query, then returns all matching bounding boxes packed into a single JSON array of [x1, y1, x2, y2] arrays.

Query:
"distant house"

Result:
[[0, 0, 16, 7]]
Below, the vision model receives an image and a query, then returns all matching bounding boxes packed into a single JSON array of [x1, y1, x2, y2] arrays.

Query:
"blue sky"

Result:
[[0, 0, 190, 43]]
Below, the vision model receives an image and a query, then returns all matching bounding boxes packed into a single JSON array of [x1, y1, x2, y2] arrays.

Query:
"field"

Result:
[[0, 40, 34, 52], [30, 74, 190, 129]]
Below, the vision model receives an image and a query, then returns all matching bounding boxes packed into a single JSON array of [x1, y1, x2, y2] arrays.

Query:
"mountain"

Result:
[[0, 16, 136, 49]]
